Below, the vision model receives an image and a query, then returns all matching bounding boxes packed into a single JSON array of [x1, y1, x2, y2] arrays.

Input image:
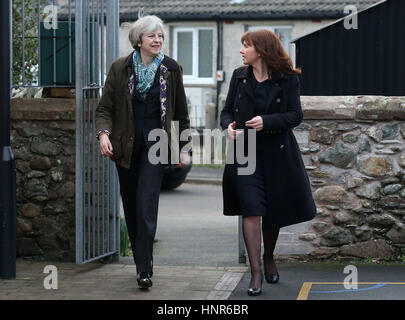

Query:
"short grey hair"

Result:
[[128, 15, 165, 50]]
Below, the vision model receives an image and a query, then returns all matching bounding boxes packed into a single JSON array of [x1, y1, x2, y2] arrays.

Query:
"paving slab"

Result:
[[0, 259, 246, 300]]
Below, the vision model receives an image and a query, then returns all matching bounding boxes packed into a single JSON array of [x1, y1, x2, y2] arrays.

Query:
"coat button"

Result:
[[276, 98, 281, 103], [243, 79, 246, 83], [235, 108, 239, 112], [280, 144, 284, 149]]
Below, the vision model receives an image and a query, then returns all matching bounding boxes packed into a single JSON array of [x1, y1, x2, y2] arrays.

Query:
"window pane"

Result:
[[275, 28, 291, 56], [198, 30, 213, 78], [177, 31, 193, 76], [248, 25, 273, 32], [247, 26, 291, 57]]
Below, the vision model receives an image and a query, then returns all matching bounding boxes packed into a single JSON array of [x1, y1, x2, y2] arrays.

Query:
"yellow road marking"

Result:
[[297, 282, 312, 300], [297, 282, 405, 300]]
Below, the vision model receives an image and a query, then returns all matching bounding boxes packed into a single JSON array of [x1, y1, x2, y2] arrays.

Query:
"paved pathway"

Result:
[[0, 181, 316, 300], [0, 259, 246, 300]]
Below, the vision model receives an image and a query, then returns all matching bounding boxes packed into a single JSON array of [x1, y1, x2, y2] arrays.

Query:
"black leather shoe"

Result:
[[247, 287, 262, 296], [137, 272, 153, 289], [265, 272, 280, 284], [263, 254, 279, 284], [247, 271, 263, 296]]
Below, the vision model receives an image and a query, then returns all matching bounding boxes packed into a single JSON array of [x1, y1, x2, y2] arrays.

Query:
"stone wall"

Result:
[[10, 95, 405, 262], [11, 98, 76, 261], [294, 96, 405, 261]]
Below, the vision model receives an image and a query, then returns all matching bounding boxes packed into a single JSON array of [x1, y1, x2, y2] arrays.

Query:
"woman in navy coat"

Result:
[[220, 29, 316, 296]]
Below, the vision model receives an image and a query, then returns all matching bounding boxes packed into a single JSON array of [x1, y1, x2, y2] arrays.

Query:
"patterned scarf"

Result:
[[133, 50, 164, 100]]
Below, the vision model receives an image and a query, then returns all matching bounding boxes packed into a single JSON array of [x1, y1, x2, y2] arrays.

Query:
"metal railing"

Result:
[[75, 0, 120, 265], [10, 0, 121, 264]]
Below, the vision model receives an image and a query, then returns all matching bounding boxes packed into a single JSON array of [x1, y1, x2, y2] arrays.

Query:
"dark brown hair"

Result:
[[241, 29, 301, 76]]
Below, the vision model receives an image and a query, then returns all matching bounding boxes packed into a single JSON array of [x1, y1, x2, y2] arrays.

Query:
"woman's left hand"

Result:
[[245, 116, 263, 131], [176, 152, 191, 168]]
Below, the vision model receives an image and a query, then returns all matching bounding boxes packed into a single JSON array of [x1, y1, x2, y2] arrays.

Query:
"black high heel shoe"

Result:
[[137, 272, 153, 289], [247, 271, 263, 296], [265, 272, 280, 284], [263, 254, 280, 284]]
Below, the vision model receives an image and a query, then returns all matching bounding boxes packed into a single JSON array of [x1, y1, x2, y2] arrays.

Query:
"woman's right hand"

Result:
[[227, 121, 243, 140], [99, 134, 114, 157]]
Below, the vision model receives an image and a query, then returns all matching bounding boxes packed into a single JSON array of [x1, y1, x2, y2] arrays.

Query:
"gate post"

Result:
[[75, 0, 85, 265], [106, 0, 120, 263], [0, 0, 16, 279]]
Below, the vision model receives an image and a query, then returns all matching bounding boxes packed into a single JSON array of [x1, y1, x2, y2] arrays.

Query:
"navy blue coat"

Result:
[[220, 66, 316, 228]]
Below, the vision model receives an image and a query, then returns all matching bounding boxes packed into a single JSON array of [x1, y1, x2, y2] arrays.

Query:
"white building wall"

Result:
[[117, 18, 336, 128], [221, 19, 335, 96], [119, 22, 171, 57]]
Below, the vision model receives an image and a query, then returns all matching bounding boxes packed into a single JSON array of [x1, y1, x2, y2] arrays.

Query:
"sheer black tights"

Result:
[[242, 217, 262, 288], [262, 224, 280, 275], [243, 217, 280, 288]]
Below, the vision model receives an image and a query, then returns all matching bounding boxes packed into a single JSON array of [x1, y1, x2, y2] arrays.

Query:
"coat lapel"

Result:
[[236, 66, 254, 103], [236, 66, 287, 114], [263, 81, 281, 114], [264, 71, 288, 113], [124, 51, 134, 119], [123, 51, 173, 130]]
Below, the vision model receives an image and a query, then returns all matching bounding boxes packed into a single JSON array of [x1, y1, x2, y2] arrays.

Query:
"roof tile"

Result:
[[59, 0, 382, 20]]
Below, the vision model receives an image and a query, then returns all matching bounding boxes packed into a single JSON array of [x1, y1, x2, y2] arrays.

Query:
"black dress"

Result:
[[221, 66, 317, 229], [234, 76, 272, 218]]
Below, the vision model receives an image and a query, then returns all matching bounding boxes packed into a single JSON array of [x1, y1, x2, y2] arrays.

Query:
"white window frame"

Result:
[[173, 27, 215, 85], [247, 25, 293, 57]]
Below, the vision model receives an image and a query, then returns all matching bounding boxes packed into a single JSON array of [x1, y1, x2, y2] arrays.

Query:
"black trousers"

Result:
[[116, 143, 164, 274]]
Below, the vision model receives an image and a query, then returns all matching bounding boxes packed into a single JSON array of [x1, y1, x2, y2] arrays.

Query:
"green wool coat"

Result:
[[96, 51, 190, 169]]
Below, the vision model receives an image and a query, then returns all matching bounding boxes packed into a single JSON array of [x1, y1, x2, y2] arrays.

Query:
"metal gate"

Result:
[[75, 0, 120, 264]]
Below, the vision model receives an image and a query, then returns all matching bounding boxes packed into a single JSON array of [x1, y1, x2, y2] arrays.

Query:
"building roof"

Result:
[[118, 0, 382, 21], [59, 0, 382, 21], [292, 0, 387, 42]]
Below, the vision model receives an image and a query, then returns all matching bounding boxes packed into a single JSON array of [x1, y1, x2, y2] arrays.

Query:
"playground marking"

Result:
[[297, 282, 405, 300]]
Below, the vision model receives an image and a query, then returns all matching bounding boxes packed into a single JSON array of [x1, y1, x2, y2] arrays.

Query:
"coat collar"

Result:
[[124, 50, 179, 71], [235, 65, 288, 82], [237, 65, 284, 114]]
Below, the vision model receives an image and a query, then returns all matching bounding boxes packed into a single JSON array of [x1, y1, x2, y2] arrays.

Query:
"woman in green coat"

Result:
[[96, 15, 190, 290]]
